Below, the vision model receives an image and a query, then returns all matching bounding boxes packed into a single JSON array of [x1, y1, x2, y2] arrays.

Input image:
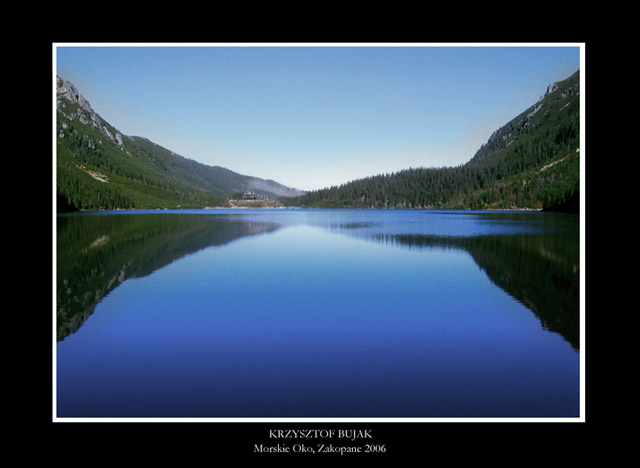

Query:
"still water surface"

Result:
[[55, 209, 580, 418]]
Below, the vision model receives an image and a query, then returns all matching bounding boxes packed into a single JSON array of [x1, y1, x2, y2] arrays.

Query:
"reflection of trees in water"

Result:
[[373, 232, 580, 350], [56, 214, 281, 341], [57, 213, 580, 351]]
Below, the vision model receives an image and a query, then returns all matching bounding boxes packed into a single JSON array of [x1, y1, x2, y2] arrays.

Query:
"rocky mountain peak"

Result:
[[57, 76, 125, 148], [57, 76, 93, 113]]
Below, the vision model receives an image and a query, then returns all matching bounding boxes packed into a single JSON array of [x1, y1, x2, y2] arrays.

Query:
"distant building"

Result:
[[242, 191, 258, 201]]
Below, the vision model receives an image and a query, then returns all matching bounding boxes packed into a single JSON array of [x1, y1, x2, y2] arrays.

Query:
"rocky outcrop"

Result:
[[56, 76, 93, 113], [56, 76, 125, 148]]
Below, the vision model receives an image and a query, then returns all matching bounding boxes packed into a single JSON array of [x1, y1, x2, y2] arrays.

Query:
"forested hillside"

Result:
[[56, 71, 580, 213], [283, 71, 580, 212], [55, 77, 302, 212]]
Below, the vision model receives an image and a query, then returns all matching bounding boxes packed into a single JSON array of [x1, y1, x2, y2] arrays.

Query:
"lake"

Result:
[[55, 208, 581, 419]]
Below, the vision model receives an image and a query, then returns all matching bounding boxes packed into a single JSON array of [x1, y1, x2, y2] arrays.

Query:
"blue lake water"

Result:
[[55, 209, 581, 418]]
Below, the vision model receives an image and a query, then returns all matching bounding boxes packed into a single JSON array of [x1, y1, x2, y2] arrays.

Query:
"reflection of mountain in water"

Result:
[[328, 222, 579, 350], [384, 233, 579, 349], [57, 212, 580, 350], [56, 214, 280, 341]]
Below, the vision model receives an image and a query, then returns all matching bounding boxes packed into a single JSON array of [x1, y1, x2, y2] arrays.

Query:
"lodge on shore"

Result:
[[242, 191, 267, 201]]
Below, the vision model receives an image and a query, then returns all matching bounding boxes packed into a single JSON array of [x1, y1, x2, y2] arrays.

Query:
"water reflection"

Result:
[[56, 211, 579, 349], [56, 213, 280, 341], [56, 210, 580, 418], [373, 232, 579, 349], [315, 213, 579, 349]]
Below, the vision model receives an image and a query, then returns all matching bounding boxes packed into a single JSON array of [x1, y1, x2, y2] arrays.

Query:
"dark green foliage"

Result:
[[55, 113, 230, 211], [57, 71, 580, 213], [56, 77, 299, 212], [284, 71, 581, 212], [57, 163, 134, 211]]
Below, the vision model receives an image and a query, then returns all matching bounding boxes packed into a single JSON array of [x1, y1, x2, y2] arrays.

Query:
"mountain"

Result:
[[56, 77, 304, 212], [283, 70, 581, 212]]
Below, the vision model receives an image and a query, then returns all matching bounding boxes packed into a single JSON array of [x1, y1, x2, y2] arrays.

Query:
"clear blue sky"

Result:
[[54, 43, 581, 191]]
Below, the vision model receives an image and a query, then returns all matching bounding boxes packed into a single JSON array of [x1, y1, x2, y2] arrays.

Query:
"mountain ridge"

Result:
[[56, 71, 580, 213], [282, 70, 580, 212], [56, 76, 304, 212]]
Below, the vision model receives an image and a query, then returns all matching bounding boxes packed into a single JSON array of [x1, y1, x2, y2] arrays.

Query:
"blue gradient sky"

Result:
[[54, 43, 581, 191]]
